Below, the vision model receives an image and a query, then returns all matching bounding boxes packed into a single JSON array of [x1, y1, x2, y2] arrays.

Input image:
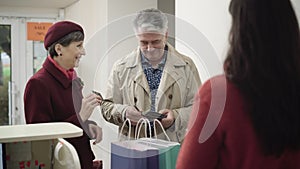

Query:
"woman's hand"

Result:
[[79, 93, 102, 122], [88, 123, 103, 144]]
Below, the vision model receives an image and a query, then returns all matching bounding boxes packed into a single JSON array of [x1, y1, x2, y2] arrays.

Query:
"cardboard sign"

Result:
[[27, 22, 53, 41]]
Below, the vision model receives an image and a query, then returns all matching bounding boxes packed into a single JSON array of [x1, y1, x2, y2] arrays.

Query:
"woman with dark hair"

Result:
[[24, 21, 102, 169], [177, 0, 300, 168]]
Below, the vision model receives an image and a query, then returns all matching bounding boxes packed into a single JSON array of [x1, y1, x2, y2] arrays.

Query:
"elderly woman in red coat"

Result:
[[24, 21, 102, 169]]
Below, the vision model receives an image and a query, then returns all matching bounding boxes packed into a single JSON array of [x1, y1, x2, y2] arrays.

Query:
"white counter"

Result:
[[0, 122, 83, 143]]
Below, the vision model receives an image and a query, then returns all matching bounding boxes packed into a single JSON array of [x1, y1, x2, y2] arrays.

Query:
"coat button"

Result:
[[168, 94, 173, 99]]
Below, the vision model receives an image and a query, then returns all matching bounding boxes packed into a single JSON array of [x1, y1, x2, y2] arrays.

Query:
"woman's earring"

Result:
[[59, 53, 62, 56]]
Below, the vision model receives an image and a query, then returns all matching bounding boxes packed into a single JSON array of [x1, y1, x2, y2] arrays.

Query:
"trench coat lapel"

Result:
[[134, 71, 150, 94], [125, 49, 150, 94], [156, 47, 186, 99]]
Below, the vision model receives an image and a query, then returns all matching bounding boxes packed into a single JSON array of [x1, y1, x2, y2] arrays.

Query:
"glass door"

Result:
[[0, 17, 26, 125], [0, 17, 54, 125], [0, 24, 11, 125]]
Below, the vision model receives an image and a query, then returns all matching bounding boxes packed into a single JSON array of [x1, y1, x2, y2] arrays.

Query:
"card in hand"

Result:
[[92, 90, 113, 104], [142, 111, 167, 121], [92, 90, 103, 100]]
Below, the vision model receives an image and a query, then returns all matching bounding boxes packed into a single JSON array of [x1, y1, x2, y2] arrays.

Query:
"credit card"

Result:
[[142, 111, 167, 121]]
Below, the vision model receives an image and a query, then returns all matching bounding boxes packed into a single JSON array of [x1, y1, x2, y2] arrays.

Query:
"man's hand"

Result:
[[159, 109, 175, 129], [125, 106, 143, 125]]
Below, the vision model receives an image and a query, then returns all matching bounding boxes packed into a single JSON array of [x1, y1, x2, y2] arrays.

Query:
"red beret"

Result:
[[44, 21, 84, 49]]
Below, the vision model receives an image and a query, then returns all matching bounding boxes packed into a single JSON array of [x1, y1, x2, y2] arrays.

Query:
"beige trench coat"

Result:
[[101, 43, 201, 143]]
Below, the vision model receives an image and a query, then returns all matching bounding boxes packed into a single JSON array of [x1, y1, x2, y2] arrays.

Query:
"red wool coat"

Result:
[[177, 75, 300, 169], [24, 57, 95, 169]]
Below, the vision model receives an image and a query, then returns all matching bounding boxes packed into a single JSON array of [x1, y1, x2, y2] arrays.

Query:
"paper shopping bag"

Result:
[[137, 140, 169, 169], [139, 138, 180, 169], [111, 140, 159, 169]]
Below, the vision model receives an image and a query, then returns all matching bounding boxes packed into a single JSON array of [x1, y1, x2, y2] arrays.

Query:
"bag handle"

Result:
[[153, 119, 170, 141], [119, 118, 131, 140], [135, 118, 152, 139], [54, 138, 81, 169]]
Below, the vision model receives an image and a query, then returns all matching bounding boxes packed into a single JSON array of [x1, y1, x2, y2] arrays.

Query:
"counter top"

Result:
[[0, 122, 83, 143]]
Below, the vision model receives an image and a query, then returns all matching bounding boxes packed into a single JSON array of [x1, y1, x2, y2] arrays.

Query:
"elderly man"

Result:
[[101, 8, 201, 143]]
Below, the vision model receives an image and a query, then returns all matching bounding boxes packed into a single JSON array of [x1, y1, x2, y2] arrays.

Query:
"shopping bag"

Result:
[[139, 138, 180, 169], [136, 119, 180, 169], [137, 140, 168, 169], [111, 140, 159, 169], [111, 118, 159, 169]]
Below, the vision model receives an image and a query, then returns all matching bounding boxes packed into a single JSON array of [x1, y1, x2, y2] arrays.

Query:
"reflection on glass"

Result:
[[33, 41, 47, 73]]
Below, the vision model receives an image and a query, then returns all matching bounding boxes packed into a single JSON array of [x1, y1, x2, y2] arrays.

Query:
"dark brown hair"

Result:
[[224, 0, 300, 156]]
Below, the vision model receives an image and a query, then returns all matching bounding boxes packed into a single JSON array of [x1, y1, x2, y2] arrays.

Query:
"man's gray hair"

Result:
[[133, 8, 168, 34]]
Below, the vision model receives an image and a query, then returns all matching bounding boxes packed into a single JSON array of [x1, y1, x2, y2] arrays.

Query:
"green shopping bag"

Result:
[[138, 138, 180, 169]]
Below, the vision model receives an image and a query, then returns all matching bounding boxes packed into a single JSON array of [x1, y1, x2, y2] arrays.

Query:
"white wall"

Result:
[[175, 0, 231, 83], [176, 0, 300, 83], [0, 6, 59, 19], [65, 0, 108, 42], [291, 0, 300, 22], [65, 1, 113, 168]]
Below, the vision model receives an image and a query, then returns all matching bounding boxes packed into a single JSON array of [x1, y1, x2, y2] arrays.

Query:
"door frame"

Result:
[[0, 16, 56, 125], [0, 17, 27, 125]]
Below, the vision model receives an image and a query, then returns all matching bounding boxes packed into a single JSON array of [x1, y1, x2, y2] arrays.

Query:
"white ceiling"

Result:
[[0, 0, 79, 8]]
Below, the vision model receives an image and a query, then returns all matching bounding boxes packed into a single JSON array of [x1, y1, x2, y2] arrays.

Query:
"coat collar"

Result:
[[43, 57, 76, 89], [158, 44, 185, 96], [123, 43, 186, 95], [124, 43, 186, 68]]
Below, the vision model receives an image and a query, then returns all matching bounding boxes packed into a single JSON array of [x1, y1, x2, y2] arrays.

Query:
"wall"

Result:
[[292, 0, 300, 21], [65, 0, 107, 42], [0, 6, 58, 19], [65, 1, 111, 168], [175, 0, 231, 83], [176, 0, 300, 83]]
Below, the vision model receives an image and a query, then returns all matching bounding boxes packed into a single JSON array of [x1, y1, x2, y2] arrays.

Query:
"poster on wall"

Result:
[[27, 22, 53, 41]]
